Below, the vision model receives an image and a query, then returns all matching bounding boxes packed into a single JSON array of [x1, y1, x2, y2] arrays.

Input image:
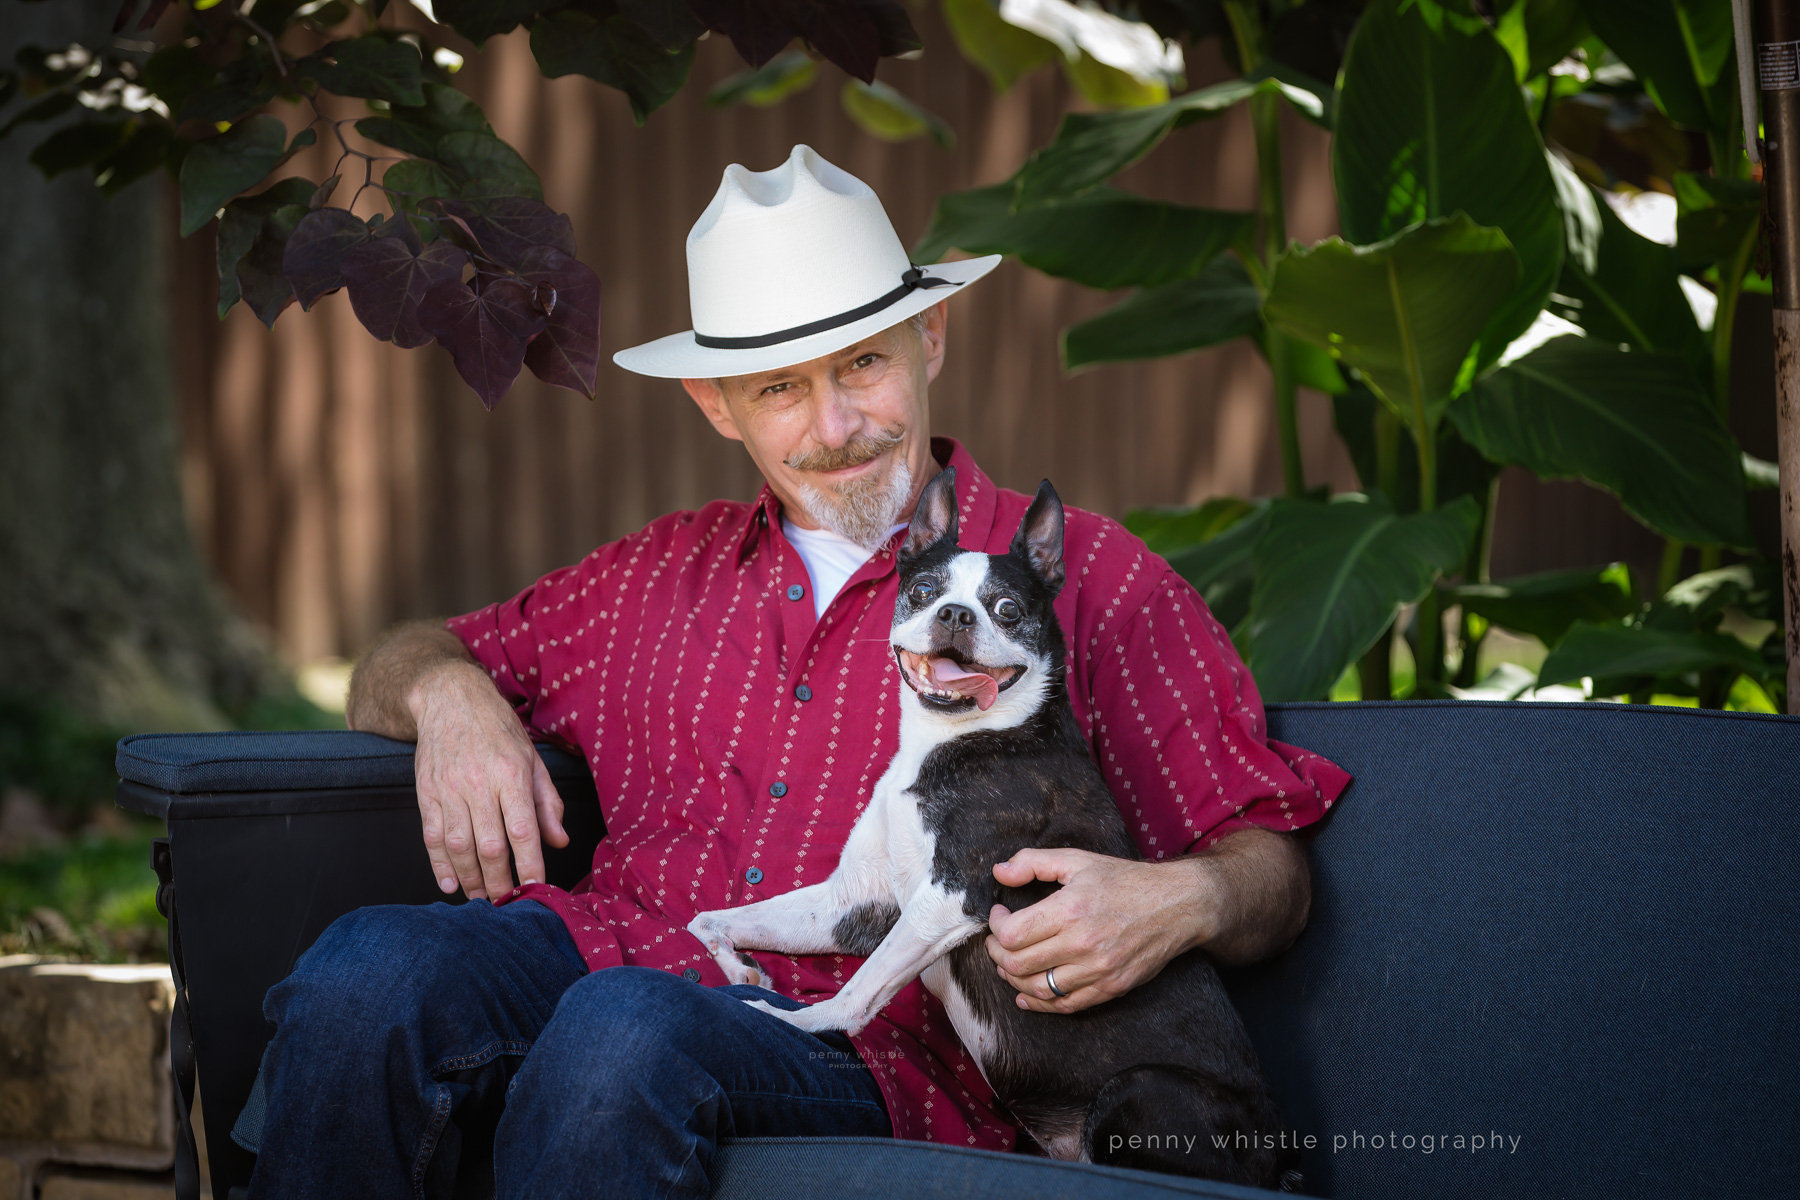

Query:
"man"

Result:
[[245, 145, 1350, 1199]]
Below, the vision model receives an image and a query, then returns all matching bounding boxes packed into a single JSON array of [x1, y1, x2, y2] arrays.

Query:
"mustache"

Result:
[[785, 423, 907, 473]]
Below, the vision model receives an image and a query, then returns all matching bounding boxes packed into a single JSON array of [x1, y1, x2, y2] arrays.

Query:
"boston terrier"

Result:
[[688, 467, 1291, 1185]]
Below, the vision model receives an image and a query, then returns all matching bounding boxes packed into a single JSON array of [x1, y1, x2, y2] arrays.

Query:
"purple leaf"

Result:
[[282, 207, 373, 310], [341, 237, 470, 349], [418, 275, 548, 409], [430, 196, 577, 266], [689, 0, 795, 67], [517, 245, 602, 399]]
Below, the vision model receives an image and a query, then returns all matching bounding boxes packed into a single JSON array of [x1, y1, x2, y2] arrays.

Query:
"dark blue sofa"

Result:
[[114, 700, 1800, 1199]]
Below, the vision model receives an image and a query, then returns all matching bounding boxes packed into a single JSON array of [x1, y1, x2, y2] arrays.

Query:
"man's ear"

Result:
[[920, 301, 947, 386], [1010, 480, 1065, 596], [901, 467, 959, 560], [682, 377, 743, 444]]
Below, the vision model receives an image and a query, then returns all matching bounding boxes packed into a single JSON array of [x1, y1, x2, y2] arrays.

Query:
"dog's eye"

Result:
[[908, 580, 937, 606], [993, 597, 1022, 624]]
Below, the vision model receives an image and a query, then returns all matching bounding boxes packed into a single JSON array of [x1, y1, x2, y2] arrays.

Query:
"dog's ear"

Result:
[[1010, 480, 1065, 595], [901, 467, 959, 560]]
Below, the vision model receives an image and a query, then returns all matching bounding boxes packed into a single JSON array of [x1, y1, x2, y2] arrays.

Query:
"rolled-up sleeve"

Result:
[[1081, 568, 1351, 858]]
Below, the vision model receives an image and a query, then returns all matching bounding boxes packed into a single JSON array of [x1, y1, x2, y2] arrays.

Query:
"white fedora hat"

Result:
[[612, 144, 1002, 379]]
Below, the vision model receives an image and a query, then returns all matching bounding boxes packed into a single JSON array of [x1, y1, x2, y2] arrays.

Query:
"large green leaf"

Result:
[[178, 114, 288, 236], [942, 0, 1058, 92], [1537, 621, 1763, 688], [298, 37, 424, 106], [1264, 215, 1521, 433], [916, 182, 1252, 291], [1062, 254, 1261, 369], [1449, 334, 1751, 546], [355, 82, 491, 160], [1576, 0, 1734, 131], [1334, 0, 1562, 375], [1012, 76, 1322, 206], [1547, 155, 1707, 370], [1330, 385, 1499, 511], [1163, 501, 1271, 638], [435, 131, 543, 201], [707, 50, 817, 108], [1494, 0, 1589, 81], [1244, 493, 1480, 701], [529, 9, 693, 124], [1125, 496, 1260, 558], [1447, 562, 1639, 645], [1673, 171, 1762, 272], [841, 80, 953, 147]]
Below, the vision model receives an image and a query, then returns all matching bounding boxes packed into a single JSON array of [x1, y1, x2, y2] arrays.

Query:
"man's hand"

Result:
[[346, 622, 569, 900], [984, 829, 1309, 1014]]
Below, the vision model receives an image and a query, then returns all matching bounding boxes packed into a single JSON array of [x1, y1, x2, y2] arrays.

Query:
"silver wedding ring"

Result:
[[1045, 967, 1067, 998]]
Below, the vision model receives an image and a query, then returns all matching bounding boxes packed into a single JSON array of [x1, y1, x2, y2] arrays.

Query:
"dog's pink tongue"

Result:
[[929, 657, 999, 711]]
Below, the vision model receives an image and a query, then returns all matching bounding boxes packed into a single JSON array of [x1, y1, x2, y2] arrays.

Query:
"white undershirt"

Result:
[[781, 518, 908, 619]]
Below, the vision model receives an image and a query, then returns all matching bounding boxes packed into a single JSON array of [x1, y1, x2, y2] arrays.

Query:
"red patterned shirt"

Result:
[[447, 437, 1351, 1151]]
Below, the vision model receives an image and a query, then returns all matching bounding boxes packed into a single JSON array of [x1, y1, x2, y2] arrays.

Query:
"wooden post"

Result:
[[1757, 0, 1800, 712]]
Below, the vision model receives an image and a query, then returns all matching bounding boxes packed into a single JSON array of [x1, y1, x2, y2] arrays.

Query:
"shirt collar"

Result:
[[734, 436, 997, 566]]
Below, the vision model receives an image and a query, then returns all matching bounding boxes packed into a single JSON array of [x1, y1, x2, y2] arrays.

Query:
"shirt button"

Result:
[[682, 967, 701, 983], [787, 584, 805, 601], [745, 867, 764, 884], [769, 781, 787, 797], [794, 684, 812, 701]]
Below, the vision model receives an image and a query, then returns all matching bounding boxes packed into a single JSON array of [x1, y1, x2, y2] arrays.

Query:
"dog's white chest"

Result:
[[870, 741, 939, 903]]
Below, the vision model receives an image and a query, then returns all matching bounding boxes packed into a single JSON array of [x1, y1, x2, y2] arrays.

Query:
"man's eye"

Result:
[[761, 382, 791, 397], [852, 354, 879, 370], [993, 597, 1022, 623], [908, 581, 937, 605]]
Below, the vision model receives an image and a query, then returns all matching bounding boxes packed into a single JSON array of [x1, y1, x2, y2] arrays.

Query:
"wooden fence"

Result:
[[169, 6, 1675, 663]]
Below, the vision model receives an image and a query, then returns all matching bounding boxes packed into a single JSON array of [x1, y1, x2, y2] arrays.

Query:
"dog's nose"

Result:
[[935, 603, 976, 630]]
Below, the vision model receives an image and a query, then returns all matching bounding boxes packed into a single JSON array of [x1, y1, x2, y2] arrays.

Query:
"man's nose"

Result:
[[935, 603, 976, 632], [811, 378, 862, 445]]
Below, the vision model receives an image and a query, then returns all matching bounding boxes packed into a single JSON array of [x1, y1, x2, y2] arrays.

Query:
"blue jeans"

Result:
[[244, 899, 891, 1199]]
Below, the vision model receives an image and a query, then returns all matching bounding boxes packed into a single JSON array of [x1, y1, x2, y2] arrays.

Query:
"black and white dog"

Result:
[[688, 468, 1289, 1185]]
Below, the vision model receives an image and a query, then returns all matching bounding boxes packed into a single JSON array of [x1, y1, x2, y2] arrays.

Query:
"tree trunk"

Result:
[[0, 0, 289, 732]]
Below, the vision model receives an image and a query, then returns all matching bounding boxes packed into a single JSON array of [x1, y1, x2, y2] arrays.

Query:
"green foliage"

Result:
[[1332, 0, 1562, 379], [0, 695, 129, 817], [1451, 335, 1751, 547], [4, 0, 925, 408], [528, 10, 695, 125], [840, 80, 954, 147], [1265, 216, 1521, 431], [1244, 493, 1481, 702], [942, 0, 1058, 91], [1063, 254, 1263, 368], [916, 183, 1253, 290], [923, 0, 1781, 706], [0, 827, 168, 964], [1448, 563, 1639, 646]]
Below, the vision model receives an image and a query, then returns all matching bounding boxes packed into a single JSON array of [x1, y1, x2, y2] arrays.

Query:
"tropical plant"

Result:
[[917, 0, 1784, 710]]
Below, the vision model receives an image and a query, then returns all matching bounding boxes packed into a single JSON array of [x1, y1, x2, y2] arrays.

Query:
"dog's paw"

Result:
[[686, 911, 733, 954], [722, 948, 768, 987]]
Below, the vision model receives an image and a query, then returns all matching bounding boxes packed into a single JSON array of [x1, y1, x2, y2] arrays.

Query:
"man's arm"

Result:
[[346, 620, 568, 900], [983, 828, 1310, 1015]]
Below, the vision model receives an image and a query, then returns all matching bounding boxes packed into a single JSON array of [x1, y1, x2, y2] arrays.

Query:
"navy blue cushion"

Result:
[[116, 730, 420, 794], [115, 729, 588, 799], [714, 1137, 1273, 1198], [1231, 700, 1800, 1199]]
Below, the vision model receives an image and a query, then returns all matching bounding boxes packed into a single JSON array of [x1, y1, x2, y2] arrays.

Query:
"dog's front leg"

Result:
[[742, 881, 982, 1036], [687, 883, 848, 985], [688, 803, 896, 985]]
